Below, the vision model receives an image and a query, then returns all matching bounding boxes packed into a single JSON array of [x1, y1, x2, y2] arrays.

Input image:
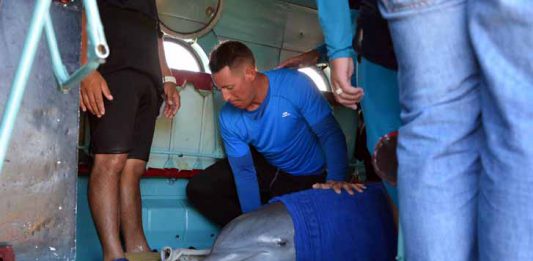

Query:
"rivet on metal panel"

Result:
[[205, 6, 215, 17], [54, 0, 75, 8]]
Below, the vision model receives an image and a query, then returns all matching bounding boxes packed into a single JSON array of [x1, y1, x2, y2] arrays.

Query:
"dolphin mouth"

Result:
[[204, 250, 274, 261]]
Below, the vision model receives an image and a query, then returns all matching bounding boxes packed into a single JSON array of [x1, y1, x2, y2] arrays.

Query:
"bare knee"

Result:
[[92, 154, 128, 177], [122, 159, 147, 181]]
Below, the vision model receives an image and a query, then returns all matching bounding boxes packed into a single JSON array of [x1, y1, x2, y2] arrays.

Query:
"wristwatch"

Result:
[[162, 75, 177, 85]]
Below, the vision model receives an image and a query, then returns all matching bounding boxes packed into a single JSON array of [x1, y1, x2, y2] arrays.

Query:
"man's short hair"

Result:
[[209, 41, 255, 74]]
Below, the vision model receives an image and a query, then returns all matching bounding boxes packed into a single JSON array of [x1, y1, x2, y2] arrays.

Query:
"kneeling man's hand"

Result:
[[313, 181, 366, 195]]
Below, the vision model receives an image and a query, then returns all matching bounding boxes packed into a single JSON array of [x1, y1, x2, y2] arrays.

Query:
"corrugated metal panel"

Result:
[[197, 0, 323, 66], [282, 5, 323, 52], [149, 114, 174, 168], [248, 44, 282, 71], [0, 1, 79, 260], [148, 84, 223, 170], [213, 0, 287, 49]]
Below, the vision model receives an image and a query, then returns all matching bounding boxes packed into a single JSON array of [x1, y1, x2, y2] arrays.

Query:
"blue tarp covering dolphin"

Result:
[[272, 183, 397, 261], [202, 183, 396, 261]]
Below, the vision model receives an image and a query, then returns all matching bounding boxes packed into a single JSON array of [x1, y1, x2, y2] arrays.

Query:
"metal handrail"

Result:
[[0, 0, 108, 174]]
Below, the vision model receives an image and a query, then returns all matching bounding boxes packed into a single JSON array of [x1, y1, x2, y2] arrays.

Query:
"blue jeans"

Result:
[[379, 0, 533, 260]]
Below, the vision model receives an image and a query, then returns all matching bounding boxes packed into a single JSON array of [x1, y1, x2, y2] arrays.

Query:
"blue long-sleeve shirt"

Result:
[[316, 0, 356, 60], [219, 69, 349, 213]]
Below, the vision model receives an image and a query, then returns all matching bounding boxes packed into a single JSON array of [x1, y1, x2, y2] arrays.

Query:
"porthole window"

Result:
[[163, 38, 209, 73], [298, 66, 330, 92]]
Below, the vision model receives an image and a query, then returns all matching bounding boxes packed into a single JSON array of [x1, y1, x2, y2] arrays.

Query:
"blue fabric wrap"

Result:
[[227, 152, 261, 213], [311, 116, 348, 181], [271, 183, 397, 261]]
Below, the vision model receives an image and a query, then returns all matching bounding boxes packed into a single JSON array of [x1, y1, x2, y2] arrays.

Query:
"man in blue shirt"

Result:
[[186, 41, 365, 226], [279, 0, 401, 201]]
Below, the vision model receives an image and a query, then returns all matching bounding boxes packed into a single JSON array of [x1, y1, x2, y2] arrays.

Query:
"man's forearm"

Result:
[[227, 153, 262, 213], [311, 115, 349, 181], [158, 37, 172, 77]]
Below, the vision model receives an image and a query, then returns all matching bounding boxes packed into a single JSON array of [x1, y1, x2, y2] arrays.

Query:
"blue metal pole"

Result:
[[60, 0, 109, 91], [45, 12, 69, 86], [47, 0, 108, 92], [0, 0, 52, 174], [83, 0, 108, 62]]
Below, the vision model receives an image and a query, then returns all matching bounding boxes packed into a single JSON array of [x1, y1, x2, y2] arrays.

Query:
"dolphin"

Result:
[[163, 183, 396, 261]]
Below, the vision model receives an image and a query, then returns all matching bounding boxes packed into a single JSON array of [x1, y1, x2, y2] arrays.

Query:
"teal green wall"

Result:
[[150, 0, 360, 170], [77, 2, 373, 260], [196, 0, 324, 70]]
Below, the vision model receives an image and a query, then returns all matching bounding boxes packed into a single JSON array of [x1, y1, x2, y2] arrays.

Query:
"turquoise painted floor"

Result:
[[76, 177, 219, 261]]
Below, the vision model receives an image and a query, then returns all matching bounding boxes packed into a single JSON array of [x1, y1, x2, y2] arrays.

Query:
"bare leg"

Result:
[[89, 154, 128, 261], [120, 159, 150, 253]]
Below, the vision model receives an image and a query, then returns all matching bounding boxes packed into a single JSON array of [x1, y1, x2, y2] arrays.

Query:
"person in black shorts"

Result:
[[80, 1, 180, 260]]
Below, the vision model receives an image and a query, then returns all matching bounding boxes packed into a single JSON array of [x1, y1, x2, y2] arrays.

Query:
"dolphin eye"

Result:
[[275, 238, 288, 247]]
